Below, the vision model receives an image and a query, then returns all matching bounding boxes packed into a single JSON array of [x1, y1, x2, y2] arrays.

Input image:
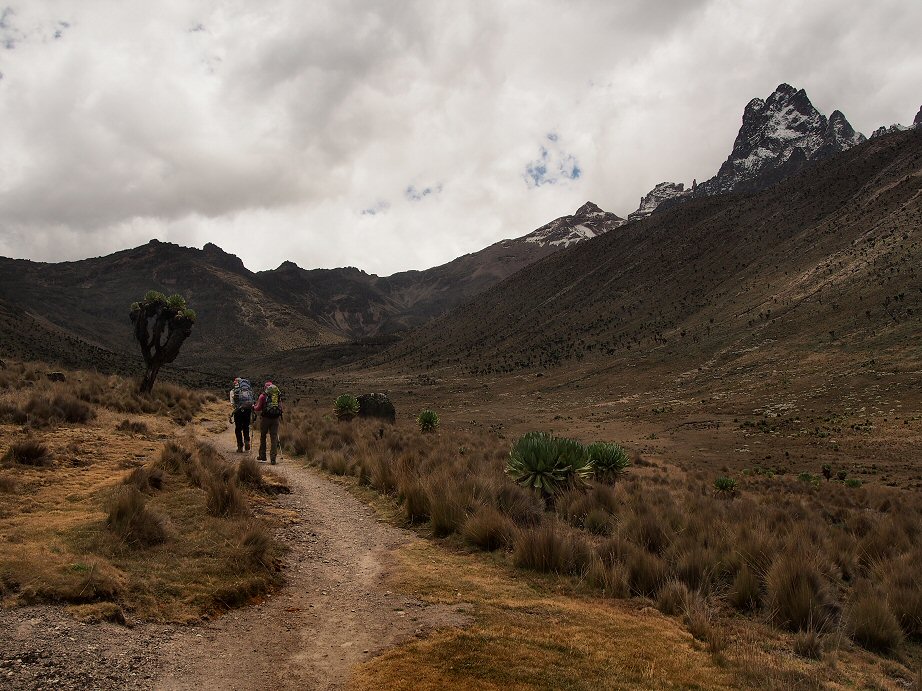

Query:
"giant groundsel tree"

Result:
[[129, 291, 196, 393]]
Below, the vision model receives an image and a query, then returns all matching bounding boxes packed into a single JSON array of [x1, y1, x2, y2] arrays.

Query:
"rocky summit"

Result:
[[524, 201, 626, 248], [629, 83, 866, 219]]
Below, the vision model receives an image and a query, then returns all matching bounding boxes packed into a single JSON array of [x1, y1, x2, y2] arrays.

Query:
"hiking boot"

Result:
[[236, 446, 243, 453], [244, 443, 250, 451], [270, 458, 276, 465], [257, 456, 266, 462]]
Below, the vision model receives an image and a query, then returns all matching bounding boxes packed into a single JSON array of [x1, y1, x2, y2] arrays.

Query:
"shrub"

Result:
[[2, 439, 53, 467], [106, 486, 167, 547], [334, 394, 359, 421], [462, 505, 515, 551], [587, 441, 630, 481], [656, 579, 690, 616], [417, 409, 440, 433], [713, 476, 737, 496], [506, 432, 591, 499], [845, 591, 903, 652], [844, 478, 862, 488], [792, 627, 823, 659]]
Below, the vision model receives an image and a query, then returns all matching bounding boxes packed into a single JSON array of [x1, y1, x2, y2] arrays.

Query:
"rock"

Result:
[[47, 372, 66, 382], [0, 358, 5, 369], [357, 393, 396, 423]]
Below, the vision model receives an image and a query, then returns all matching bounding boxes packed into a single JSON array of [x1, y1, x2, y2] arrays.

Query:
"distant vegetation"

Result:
[[282, 405, 922, 672]]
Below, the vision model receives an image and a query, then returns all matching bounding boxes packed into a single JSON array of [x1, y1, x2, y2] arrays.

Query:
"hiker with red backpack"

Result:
[[253, 381, 283, 464], [229, 377, 255, 452]]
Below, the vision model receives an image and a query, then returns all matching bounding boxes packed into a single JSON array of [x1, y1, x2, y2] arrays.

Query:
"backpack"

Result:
[[233, 379, 254, 411], [263, 384, 282, 417]]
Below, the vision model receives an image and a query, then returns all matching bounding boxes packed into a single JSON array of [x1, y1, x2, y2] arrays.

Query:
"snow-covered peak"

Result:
[[629, 84, 865, 218], [523, 202, 626, 248], [627, 182, 688, 221]]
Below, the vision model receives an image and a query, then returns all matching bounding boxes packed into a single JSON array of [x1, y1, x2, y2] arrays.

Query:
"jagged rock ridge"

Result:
[[630, 84, 867, 219]]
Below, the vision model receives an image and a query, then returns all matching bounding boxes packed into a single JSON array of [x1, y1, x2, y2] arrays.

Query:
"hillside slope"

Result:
[[381, 130, 922, 383], [0, 203, 622, 371]]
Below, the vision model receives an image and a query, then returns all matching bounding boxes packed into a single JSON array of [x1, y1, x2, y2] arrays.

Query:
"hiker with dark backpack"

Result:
[[229, 377, 255, 453], [253, 381, 283, 464]]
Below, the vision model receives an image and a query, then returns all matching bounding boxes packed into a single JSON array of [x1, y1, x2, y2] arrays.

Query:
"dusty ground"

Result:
[[156, 424, 471, 690]]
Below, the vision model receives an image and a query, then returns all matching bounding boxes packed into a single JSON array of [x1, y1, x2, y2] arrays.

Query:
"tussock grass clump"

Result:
[[729, 564, 763, 611], [586, 557, 630, 598], [205, 473, 250, 517], [106, 486, 168, 547], [2, 438, 53, 467], [236, 523, 274, 571], [398, 474, 430, 523], [462, 505, 516, 551], [513, 522, 592, 576], [116, 419, 149, 435], [317, 450, 352, 476], [424, 470, 473, 537], [765, 549, 836, 631], [123, 466, 164, 492], [236, 455, 264, 488], [684, 594, 727, 655], [845, 590, 903, 652], [21, 391, 95, 426], [156, 441, 196, 475], [0, 471, 18, 493], [792, 627, 824, 659], [656, 579, 691, 616], [627, 548, 669, 597]]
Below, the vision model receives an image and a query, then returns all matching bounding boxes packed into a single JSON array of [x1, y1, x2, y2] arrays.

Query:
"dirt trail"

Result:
[[155, 426, 469, 690]]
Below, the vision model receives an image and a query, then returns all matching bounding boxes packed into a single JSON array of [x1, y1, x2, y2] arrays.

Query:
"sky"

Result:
[[0, 1, 920, 276]]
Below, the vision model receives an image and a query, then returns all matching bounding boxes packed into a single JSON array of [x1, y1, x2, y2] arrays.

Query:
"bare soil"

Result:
[[156, 425, 471, 690]]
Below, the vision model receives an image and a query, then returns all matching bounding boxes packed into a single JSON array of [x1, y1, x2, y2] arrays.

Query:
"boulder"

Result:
[[357, 393, 396, 423], [47, 371, 66, 382]]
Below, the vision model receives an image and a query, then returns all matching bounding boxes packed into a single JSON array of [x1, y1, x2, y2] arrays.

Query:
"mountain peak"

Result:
[[575, 201, 603, 217], [524, 203, 625, 248], [914, 106, 922, 128]]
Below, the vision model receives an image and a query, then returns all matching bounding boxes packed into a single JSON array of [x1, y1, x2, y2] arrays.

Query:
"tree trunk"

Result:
[[140, 363, 160, 394]]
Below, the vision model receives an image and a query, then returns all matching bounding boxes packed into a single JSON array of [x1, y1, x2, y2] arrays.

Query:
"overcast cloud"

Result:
[[0, 0, 919, 275]]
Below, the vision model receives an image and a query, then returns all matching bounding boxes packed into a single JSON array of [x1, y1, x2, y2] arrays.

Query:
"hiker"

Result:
[[253, 381, 283, 464], [229, 377, 254, 453]]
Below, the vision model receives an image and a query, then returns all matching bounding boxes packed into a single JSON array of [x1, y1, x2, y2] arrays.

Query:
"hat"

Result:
[[264, 381, 273, 389]]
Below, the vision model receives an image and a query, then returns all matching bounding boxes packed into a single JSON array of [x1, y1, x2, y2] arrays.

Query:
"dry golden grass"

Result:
[[353, 540, 736, 691], [289, 402, 922, 689], [0, 361, 283, 622]]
